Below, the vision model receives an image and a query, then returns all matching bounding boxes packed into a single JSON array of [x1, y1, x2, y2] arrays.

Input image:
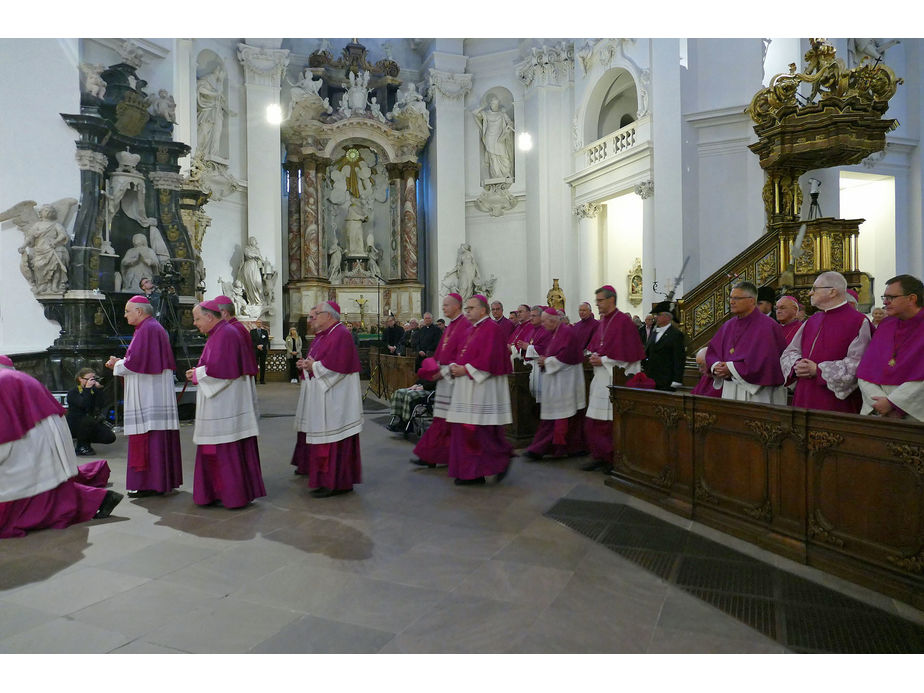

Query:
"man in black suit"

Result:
[[381, 315, 405, 355], [642, 302, 686, 391], [414, 312, 441, 369], [638, 313, 655, 346], [250, 320, 270, 384]]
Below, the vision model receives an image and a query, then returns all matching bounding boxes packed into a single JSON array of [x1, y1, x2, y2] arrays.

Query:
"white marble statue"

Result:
[[121, 233, 160, 294], [473, 94, 515, 182], [239, 237, 266, 305], [339, 70, 371, 118], [388, 82, 429, 120], [286, 68, 332, 118], [848, 38, 900, 66], [328, 239, 343, 282], [369, 96, 388, 123], [366, 233, 382, 278], [439, 242, 498, 300], [1, 198, 78, 295], [197, 63, 229, 158], [343, 204, 368, 256], [148, 89, 177, 123], [232, 280, 248, 315], [79, 63, 107, 100]]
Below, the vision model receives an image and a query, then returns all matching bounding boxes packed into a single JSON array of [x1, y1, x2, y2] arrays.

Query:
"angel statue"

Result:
[[0, 198, 78, 294]]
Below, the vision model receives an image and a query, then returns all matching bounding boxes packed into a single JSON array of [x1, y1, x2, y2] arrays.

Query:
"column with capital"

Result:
[[422, 61, 472, 307], [516, 42, 576, 303], [237, 43, 289, 346], [300, 154, 328, 280], [284, 160, 301, 280], [574, 202, 602, 303], [635, 180, 656, 310]]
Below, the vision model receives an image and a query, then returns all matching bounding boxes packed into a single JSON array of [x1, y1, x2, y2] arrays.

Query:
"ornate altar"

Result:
[[282, 40, 431, 329], [2, 56, 208, 389]]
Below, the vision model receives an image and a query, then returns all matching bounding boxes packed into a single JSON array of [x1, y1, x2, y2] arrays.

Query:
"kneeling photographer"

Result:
[[66, 368, 116, 456]]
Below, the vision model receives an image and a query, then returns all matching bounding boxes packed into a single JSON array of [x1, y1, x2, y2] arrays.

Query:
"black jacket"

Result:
[[251, 328, 270, 352], [642, 324, 686, 391], [382, 324, 406, 352], [415, 324, 441, 355]]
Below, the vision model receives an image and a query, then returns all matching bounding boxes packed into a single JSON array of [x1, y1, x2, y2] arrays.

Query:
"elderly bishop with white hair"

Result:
[[780, 271, 871, 413], [292, 301, 363, 497], [105, 295, 183, 496], [186, 299, 266, 508]]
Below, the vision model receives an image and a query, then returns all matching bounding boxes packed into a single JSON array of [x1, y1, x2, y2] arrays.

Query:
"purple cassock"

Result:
[[571, 314, 599, 351], [0, 369, 109, 538], [705, 309, 786, 387], [291, 321, 363, 491], [494, 315, 516, 342], [786, 303, 869, 413], [691, 373, 723, 397], [584, 309, 647, 462], [857, 308, 924, 386], [527, 323, 588, 458], [781, 320, 802, 346], [193, 319, 266, 508], [412, 313, 471, 466], [527, 321, 552, 354], [448, 318, 514, 481], [122, 315, 183, 494]]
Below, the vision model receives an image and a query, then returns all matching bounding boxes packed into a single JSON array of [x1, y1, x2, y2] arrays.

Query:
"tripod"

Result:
[[363, 347, 386, 402]]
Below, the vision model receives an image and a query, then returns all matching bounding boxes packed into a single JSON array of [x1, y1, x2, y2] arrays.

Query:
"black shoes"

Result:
[[454, 477, 486, 486], [386, 420, 408, 433], [75, 446, 96, 456], [580, 459, 607, 472], [127, 490, 162, 498], [410, 458, 436, 468], [523, 450, 543, 461], [94, 490, 124, 519], [310, 487, 353, 498]]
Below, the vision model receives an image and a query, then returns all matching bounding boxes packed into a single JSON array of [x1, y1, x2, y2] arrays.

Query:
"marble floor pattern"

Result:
[[1, 382, 921, 654]]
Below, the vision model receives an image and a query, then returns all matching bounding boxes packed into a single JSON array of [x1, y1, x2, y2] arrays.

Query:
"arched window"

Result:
[[595, 69, 638, 139]]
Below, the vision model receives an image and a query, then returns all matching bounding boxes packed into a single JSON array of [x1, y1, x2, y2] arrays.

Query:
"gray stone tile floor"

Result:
[[1, 382, 921, 654]]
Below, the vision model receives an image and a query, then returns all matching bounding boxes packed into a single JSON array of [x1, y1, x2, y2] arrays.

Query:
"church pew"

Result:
[[604, 386, 924, 609]]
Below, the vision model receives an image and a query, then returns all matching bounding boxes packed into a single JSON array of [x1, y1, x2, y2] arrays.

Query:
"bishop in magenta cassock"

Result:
[[856, 274, 924, 421], [705, 282, 787, 404], [571, 301, 599, 351], [446, 295, 514, 485], [691, 347, 722, 397], [187, 301, 266, 508], [775, 295, 803, 346], [780, 272, 871, 414], [0, 362, 122, 538], [292, 301, 363, 497], [582, 285, 646, 472], [525, 308, 587, 459], [214, 294, 260, 415], [105, 295, 183, 496], [507, 304, 534, 360], [491, 300, 516, 342], [524, 306, 553, 403], [411, 293, 469, 468]]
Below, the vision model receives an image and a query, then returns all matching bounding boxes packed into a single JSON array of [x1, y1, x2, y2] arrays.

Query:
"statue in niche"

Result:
[[79, 63, 107, 100], [343, 204, 368, 256], [1, 198, 78, 295], [147, 89, 177, 123], [473, 93, 515, 182], [339, 70, 371, 118], [197, 63, 229, 159], [121, 233, 160, 294], [239, 237, 266, 306], [328, 239, 343, 283]]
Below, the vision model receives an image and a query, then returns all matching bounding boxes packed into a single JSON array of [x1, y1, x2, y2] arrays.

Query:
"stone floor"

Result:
[[1, 382, 922, 655]]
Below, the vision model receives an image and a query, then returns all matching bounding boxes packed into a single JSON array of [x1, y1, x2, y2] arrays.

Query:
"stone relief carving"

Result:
[[440, 243, 497, 300], [634, 180, 654, 199], [116, 40, 145, 70], [516, 42, 574, 88], [339, 70, 372, 118], [574, 202, 601, 218], [237, 44, 290, 87], [387, 82, 431, 139], [1, 198, 78, 295], [285, 68, 332, 121], [424, 69, 473, 102], [571, 115, 583, 152]]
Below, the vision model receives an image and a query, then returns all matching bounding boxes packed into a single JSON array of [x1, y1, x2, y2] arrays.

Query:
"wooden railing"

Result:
[[605, 386, 924, 609]]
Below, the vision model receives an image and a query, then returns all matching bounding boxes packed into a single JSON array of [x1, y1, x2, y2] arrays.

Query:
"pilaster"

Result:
[[237, 43, 289, 345]]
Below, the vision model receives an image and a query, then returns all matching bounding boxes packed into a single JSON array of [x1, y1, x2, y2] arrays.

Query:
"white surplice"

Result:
[[113, 361, 179, 435], [0, 415, 78, 502], [585, 357, 642, 421], [539, 356, 586, 421], [192, 367, 259, 445], [294, 361, 363, 444]]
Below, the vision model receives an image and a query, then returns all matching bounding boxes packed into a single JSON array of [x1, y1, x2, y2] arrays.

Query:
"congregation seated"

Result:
[[66, 367, 116, 456], [0, 357, 122, 539]]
